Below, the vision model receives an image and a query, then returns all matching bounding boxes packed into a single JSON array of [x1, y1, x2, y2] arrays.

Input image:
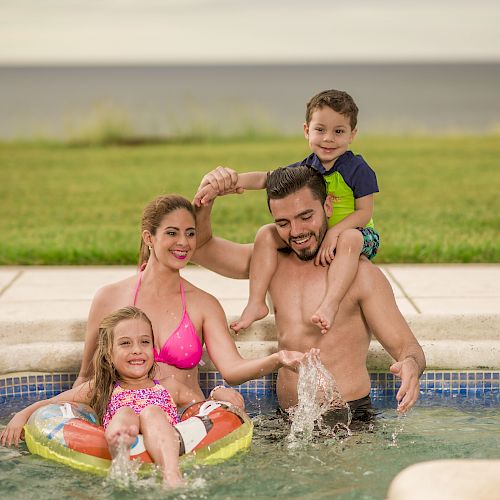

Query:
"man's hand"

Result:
[[390, 357, 421, 413], [315, 229, 339, 266], [0, 412, 28, 447], [193, 167, 244, 206]]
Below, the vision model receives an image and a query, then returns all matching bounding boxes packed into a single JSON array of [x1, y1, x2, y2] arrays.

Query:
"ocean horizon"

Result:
[[1, 62, 499, 139]]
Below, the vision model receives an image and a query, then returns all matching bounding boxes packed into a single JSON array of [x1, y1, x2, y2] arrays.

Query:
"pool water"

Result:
[[1, 393, 499, 500]]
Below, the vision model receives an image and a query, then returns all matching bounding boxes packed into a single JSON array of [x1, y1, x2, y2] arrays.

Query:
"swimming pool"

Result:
[[1, 371, 499, 500]]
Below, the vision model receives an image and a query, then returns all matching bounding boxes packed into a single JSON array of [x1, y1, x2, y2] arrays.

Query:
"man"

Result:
[[193, 166, 425, 420]]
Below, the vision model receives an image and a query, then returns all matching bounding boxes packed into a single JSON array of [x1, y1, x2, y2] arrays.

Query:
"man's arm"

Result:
[[192, 201, 253, 279], [356, 261, 426, 412]]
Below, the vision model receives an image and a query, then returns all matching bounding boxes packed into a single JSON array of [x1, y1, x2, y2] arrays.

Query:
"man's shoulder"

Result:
[[351, 259, 386, 296]]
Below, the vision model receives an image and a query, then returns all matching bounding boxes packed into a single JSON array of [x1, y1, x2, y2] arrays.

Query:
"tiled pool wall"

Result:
[[1, 371, 499, 401]]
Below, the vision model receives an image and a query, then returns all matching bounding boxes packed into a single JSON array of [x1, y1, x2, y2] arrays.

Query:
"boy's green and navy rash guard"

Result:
[[287, 151, 378, 229]]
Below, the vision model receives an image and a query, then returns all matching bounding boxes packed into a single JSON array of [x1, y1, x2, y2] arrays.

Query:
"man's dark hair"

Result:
[[266, 166, 327, 211]]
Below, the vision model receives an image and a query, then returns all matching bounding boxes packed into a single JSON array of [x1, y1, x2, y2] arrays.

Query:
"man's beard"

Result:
[[288, 216, 328, 261]]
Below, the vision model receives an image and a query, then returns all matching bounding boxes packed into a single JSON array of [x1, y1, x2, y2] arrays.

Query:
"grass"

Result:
[[0, 134, 499, 265]]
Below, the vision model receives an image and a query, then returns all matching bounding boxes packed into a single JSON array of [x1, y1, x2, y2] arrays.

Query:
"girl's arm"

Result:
[[201, 294, 306, 385], [0, 382, 92, 447]]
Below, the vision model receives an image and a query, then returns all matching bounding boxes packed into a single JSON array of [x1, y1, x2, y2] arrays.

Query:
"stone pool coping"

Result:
[[1, 264, 499, 375]]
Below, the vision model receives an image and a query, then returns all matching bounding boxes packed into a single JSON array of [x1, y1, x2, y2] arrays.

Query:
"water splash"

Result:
[[389, 413, 407, 447], [107, 435, 142, 488], [286, 355, 351, 448]]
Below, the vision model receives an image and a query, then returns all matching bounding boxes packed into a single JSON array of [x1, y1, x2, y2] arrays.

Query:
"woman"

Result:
[[74, 194, 306, 408]]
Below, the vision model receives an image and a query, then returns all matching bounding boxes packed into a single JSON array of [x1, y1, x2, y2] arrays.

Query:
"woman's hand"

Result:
[[278, 348, 320, 370], [210, 386, 245, 410], [0, 412, 28, 447]]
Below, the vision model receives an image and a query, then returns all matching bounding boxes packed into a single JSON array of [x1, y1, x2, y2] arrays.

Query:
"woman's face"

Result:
[[148, 208, 197, 269]]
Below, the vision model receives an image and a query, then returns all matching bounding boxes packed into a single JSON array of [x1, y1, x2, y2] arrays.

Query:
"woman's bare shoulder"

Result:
[[91, 274, 138, 310], [181, 278, 224, 309]]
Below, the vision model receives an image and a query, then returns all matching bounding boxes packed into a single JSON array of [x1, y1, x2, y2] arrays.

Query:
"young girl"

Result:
[[1, 306, 203, 488]]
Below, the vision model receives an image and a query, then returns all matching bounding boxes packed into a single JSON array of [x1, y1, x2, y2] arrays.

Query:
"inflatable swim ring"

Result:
[[24, 400, 253, 475]]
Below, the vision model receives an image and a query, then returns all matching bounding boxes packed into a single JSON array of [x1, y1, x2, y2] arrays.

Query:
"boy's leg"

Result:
[[231, 224, 281, 332], [140, 405, 184, 488], [105, 407, 140, 458], [311, 228, 364, 334]]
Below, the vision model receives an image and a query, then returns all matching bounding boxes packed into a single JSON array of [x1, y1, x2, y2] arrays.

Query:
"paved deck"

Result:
[[1, 264, 499, 374]]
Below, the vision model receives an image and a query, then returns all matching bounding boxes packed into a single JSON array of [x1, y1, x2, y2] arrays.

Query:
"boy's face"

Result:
[[304, 106, 357, 169]]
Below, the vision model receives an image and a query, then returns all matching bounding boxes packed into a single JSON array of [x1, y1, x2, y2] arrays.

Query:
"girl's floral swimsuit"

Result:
[[102, 380, 180, 429]]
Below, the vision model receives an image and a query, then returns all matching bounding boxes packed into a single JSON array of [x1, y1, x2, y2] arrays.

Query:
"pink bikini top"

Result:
[[132, 270, 203, 369]]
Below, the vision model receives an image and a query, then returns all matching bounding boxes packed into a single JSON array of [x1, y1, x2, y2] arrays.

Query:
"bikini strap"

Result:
[[132, 269, 144, 306], [179, 280, 186, 311]]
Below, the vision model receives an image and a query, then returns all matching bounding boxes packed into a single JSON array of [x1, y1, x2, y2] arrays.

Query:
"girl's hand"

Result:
[[0, 412, 28, 447]]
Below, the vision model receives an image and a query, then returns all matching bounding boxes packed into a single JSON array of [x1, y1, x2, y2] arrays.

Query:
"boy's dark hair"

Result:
[[305, 89, 359, 129], [266, 166, 327, 211]]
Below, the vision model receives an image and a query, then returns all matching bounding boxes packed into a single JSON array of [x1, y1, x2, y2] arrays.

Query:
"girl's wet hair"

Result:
[[139, 194, 195, 267], [88, 306, 156, 423]]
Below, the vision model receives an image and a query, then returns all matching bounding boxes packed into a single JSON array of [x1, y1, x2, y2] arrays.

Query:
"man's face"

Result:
[[270, 186, 331, 261]]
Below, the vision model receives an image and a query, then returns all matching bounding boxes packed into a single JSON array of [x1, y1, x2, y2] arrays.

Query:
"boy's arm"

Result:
[[315, 194, 374, 266], [0, 382, 92, 446], [331, 194, 374, 235], [194, 168, 267, 206]]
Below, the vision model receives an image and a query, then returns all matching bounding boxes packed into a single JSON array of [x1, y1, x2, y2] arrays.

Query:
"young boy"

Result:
[[194, 89, 380, 334]]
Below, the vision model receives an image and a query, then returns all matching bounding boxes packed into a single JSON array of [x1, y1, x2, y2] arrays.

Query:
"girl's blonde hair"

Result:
[[88, 306, 156, 423]]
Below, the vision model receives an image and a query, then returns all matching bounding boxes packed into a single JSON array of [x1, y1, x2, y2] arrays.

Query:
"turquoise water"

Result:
[[1, 394, 499, 500]]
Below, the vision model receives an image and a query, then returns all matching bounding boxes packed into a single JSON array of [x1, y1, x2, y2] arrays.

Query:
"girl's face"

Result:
[[145, 208, 197, 270], [111, 318, 154, 381]]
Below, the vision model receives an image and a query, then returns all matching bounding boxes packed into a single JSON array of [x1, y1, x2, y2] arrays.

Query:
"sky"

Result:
[[1, 0, 499, 65]]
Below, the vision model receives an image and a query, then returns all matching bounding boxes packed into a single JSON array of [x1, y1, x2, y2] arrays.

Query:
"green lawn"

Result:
[[1, 135, 499, 264]]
